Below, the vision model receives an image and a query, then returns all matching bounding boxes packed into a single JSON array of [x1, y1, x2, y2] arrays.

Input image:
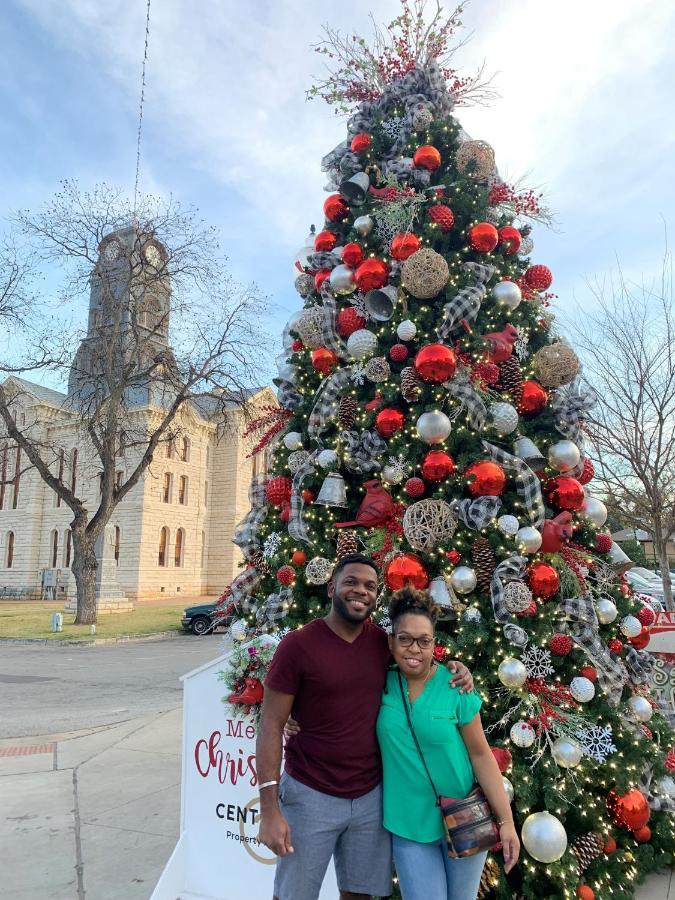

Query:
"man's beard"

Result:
[[332, 588, 376, 624]]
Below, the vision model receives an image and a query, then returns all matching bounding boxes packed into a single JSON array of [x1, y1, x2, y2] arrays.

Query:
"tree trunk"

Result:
[[71, 524, 99, 625], [656, 537, 674, 612]]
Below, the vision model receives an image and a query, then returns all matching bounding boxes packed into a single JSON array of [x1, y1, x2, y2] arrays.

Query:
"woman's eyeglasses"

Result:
[[394, 633, 434, 650]]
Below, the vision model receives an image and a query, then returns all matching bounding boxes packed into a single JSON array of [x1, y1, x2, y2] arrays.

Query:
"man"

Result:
[[256, 553, 473, 900]]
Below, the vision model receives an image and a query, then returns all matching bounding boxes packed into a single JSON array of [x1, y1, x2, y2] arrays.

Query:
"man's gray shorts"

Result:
[[273, 772, 392, 899]]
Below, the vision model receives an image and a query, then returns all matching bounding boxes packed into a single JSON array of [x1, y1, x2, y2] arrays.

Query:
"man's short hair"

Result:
[[331, 553, 379, 582]]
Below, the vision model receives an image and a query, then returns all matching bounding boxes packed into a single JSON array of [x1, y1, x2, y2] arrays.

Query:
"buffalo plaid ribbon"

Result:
[[551, 375, 597, 475], [229, 567, 262, 613], [444, 371, 487, 431], [482, 440, 545, 527], [454, 496, 502, 530], [640, 766, 675, 814], [341, 429, 388, 473], [490, 554, 527, 626], [232, 477, 267, 560], [288, 451, 319, 546], [625, 646, 656, 685], [437, 262, 496, 341], [308, 367, 355, 440], [255, 588, 293, 626]]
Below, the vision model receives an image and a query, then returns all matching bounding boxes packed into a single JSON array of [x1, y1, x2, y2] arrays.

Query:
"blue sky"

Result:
[[2, 0, 675, 388]]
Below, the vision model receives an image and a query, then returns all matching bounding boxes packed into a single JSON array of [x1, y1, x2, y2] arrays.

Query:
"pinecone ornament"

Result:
[[336, 530, 358, 560], [400, 366, 421, 402], [339, 395, 358, 429], [249, 550, 270, 575], [498, 356, 523, 405], [571, 833, 603, 875], [472, 537, 496, 592], [477, 855, 500, 899]]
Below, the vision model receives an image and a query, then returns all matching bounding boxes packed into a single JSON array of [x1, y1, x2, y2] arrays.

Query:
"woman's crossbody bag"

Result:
[[396, 670, 499, 858]]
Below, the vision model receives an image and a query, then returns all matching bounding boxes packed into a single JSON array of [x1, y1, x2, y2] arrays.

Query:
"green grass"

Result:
[[0, 601, 188, 641]]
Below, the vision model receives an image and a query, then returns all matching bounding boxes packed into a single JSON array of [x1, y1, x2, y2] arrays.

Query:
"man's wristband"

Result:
[[258, 780, 279, 790]]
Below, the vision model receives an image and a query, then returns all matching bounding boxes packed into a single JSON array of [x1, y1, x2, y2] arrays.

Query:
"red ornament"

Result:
[[580, 665, 598, 682], [335, 479, 395, 530], [498, 226, 522, 255], [524, 264, 553, 291], [314, 229, 337, 252], [414, 343, 457, 383], [607, 789, 650, 831], [391, 232, 422, 261], [578, 457, 595, 485], [518, 380, 548, 416], [464, 461, 507, 497], [404, 477, 425, 498], [228, 676, 264, 707], [311, 347, 338, 375], [384, 553, 429, 590], [596, 533, 613, 553], [471, 361, 500, 387], [634, 826, 652, 843], [516, 600, 538, 617], [433, 643, 448, 662], [291, 550, 307, 566], [549, 633, 573, 656], [279, 502, 291, 523], [541, 512, 574, 553], [355, 258, 389, 292], [576, 887, 594, 900], [266, 476, 292, 507], [527, 561, 560, 598], [324, 194, 349, 222], [341, 242, 364, 268], [638, 606, 656, 626], [276, 565, 296, 585], [314, 269, 331, 291], [422, 450, 455, 482], [350, 132, 371, 153], [603, 837, 617, 854], [620, 583, 630, 596], [301, 489, 314, 503], [491, 747, 513, 773], [375, 407, 406, 438], [413, 145, 442, 171], [293, 339, 306, 354], [428, 204, 455, 232], [389, 343, 409, 363], [469, 222, 499, 253], [545, 476, 585, 512], [336, 306, 366, 337], [446, 549, 461, 565], [483, 323, 519, 364], [666, 749, 675, 771], [608, 638, 624, 654], [629, 626, 651, 650]]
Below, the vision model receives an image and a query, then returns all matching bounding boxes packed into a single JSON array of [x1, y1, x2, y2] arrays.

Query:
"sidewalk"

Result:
[[0, 705, 672, 900]]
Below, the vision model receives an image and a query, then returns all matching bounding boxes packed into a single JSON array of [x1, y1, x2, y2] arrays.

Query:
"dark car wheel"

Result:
[[190, 615, 213, 636]]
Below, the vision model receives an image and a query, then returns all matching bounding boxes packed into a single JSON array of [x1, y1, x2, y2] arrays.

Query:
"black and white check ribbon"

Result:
[[255, 588, 292, 626], [640, 766, 675, 814], [437, 262, 495, 341], [308, 367, 355, 440], [444, 371, 487, 431], [453, 496, 502, 530], [490, 554, 527, 625], [288, 451, 318, 546], [551, 375, 597, 472], [482, 440, 545, 527], [625, 646, 656, 685], [232, 477, 267, 560], [229, 567, 262, 613], [341, 429, 388, 473]]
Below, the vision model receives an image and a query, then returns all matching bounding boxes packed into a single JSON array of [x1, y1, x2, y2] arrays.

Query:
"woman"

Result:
[[376, 587, 519, 900]]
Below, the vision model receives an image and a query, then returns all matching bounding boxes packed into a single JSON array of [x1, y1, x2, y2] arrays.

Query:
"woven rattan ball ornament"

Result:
[[403, 499, 457, 552], [295, 307, 325, 349], [338, 395, 358, 429], [401, 249, 449, 299], [336, 530, 358, 560], [472, 536, 496, 592], [305, 556, 334, 585], [503, 581, 534, 614], [532, 342, 580, 388], [365, 356, 391, 382], [455, 140, 495, 181], [287, 450, 311, 474], [295, 273, 315, 298]]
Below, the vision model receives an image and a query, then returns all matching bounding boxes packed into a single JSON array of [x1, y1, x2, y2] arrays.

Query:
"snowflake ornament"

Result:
[[514, 332, 530, 361], [263, 531, 283, 559], [374, 217, 400, 253], [350, 362, 368, 385], [576, 724, 617, 764], [381, 116, 406, 141], [522, 646, 555, 679], [386, 454, 410, 480], [349, 293, 369, 319]]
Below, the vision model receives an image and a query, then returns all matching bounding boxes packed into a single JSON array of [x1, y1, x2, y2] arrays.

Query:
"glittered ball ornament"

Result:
[[389, 343, 409, 363], [498, 226, 522, 255], [597, 598, 618, 624], [465, 461, 507, 497], [401, 249, 449, 299], [517, 526, 543, 554], [620, 615, 642, 639], [521, 812, 568, 863], [276, 565, 296, 585], [608, 638, 624, 654], [518, 380, 548, 416], [469, 222, 499, 253], [375, 407, 406, 438], [497, 515, 520, 536], [580, 666, 598, 682], [638, 606, 656, 626], [350, 132, 371, 153], [628, 695, 653, 722], [336, 306, 366, 337], [524, 264, 553, 291], [450, 566, 478, 595], [323, 194, 349, 222], [492, 280, 522, 310], [489, 402, 519, 434], [510, 720, 536, 748], [384, 553, 429, 590], [265, 476, 293, 507], [548, 440, 581, 472], [391, 232, 422, 261], [396, 319, 417, 342], [312, 347, 338, 375], [355, 258, 389, 292], [405, 477, 425, 498], [382, 463, 405, 485], [428, 204, 455, 232], [607, 789, 650, 831], [329, 264, 357, 295], [347, 328, 378, 359], [579, 457, 595, 485], [416, 410, 452, 444], [446, 549, 461, 565], [283, 431, 303, 451], [596, 532, 613, 554], [570, 676, 596, 703], [294, 272, 315, 298], [630, 626, 651, 650], [314, 229, 337, 252], [498, 657, 528, 689], [230, 618, 249, 642], [549, 633, 573, 656], [528, 561, 560, 598], [341, 242, 365, 268], [545, 476, 585, 511], [413, 144, 442, 170], [421, 450, 456, 482], [414, 343, 456, 383], [552, 737, 583, 768]]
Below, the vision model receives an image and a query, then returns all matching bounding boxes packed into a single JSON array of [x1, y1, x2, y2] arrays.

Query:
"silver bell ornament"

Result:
[[570, 676, 595, 703], [513, 436, 546, 470], [365, 286, 398, 322], [551, 737, 583, 769], [607, 541, 635, 573], [284, 431, 304, 451], [492, 280, 522, 310], [502, 777, 515, 803], [498, 657, 528, 689], [314, 472, 348, 507], [416, 410, 452, 444], [339, 171, 370, 205], [347, 329, 378, 360], [450, 566, 477, 595], [548, 440, 581, 473], [490, 402, 519, 435], [329, 264, 357, 295], [516, 526, 543, 554], [429, 576, 453, 608], [497, 515, 520, 537], [353, 215, 374, 236], [582, 496, 608, 527], [316, 449, 338, 469], [620, 615, 642, 638], [382, 463, 405, 485], [628, 695, 653, 723], [510, 720, 536, 748], [521, 812, 568, 863], [596, 597, 618, 624], [463, 607, 482, 624], [396, 319, 417, 341]]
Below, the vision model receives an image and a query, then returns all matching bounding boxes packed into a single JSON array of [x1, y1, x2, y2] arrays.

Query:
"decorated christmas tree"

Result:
[[221, 3, 675, 897]]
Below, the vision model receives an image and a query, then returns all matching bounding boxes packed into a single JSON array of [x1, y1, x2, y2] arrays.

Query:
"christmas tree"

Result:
[[222, 3, 675, 897]]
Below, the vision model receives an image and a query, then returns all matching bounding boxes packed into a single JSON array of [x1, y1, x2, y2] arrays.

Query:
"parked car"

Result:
[[181, 602, 230, 635]]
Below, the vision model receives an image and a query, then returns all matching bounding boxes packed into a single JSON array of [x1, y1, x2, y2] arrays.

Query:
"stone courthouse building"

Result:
[[0, 227, 274, 606]]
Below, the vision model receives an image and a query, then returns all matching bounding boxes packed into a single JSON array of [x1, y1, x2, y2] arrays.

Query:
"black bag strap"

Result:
[[396, 669, 441, 806]]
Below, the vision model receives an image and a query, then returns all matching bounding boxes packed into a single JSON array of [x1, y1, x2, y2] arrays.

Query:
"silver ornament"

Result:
[[416, 410, 452, 444], [288, 450, 311, 474], [295, 272, 315, 297], [463, 607, 482, 624], [519, 236, 534, 256], [382, 464, 405, 485], [329, 264, 357, 295], [521, 812, 567, 863], [347, 328, 378, 360], [396, 319, 417, 341], [305, 557, 334, 585], [596, 598, 618, 624], [492, 280, 522, 310], [516, 526, 543, 554], [547, 440, 581, 473], [412, 106, 434, 131], [353, 215, 374, 236], [497, 515, 520, 537], [230, 618, 248, 642], [503, 777, 514, 803], [284, 431, 304, 451], [490, 402, 519, 435], [510, 720, 536, 748], [628, 695, 653, 723], [656, 776, 675, 799], [316, 449, 338, 469], [582, 497, 608, 527], [551, 737, 583, 769], [450, 566, 477, 595], [429, 575, 452, 608], [620, 615, 642, 638], [570, 676, 595, 703], [498, 657, 528, 689]]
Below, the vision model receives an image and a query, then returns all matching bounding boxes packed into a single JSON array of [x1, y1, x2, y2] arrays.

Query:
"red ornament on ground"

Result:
[[524, 264, 553, 291], [301, 489, 314, 503], [324, 194, 349, 222], [498, 225, 522, 255], [491, 747, 513, 772], [603, 837, 617, 854], [638, 606, 656, 626], [389, 343, 409, 363], [391, 232, 422, 261], [469, 222, 499, 253], [341, 242, 365, 268], [336, 306, 366, 337], [404, 477, 425, 498], [633, 826, 652, 843], [629, 627, 651, 650], [483, 323, 519, 363], [465, 461, 507, 497], [314, 229, 337, 252], [608, 638, 624, 654], [355, 258, 389, 292], [312, 347, 338, 375], [413, 145, 442, 171], [375, 407, 406, 438], [578, 457, 595, 485], [291, 550, 307, 566], [350, 132, 371, 153], [266, 476, 292, 507], [596, 533, 613, 553], [446, 549, 461, 565], [314, 269, 331, 290], [549, 633, 573, 656], [384, 553, 430, 590], [276, 565, 296, 585], [527, 561, 560, 598], [576, 887, 594, 900], [414, 343, 457, 383], [545, 476, 585, 512], [540, 512, 574, 553], [607, 789, 650, 831], [428, 204, 455, 232], [422, 450, 456, 482], [580, 666, 598, 682], [518, 380, 548, 415]]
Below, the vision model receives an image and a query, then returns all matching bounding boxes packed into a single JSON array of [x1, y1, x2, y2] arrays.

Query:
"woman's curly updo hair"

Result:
[[388, 586, 440, 628]]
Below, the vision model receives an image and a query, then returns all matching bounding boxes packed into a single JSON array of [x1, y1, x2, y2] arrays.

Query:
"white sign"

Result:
[[151, 638, 337, 900]]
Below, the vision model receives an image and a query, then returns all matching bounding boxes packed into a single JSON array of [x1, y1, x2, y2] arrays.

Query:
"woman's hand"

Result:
[[446, 659, 474, 693], [499, 822, 520, 874], [284, 716, 300, 741]]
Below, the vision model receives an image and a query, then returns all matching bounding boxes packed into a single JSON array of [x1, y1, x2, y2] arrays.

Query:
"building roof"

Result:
[[612, 528, 651, 542], [5, 376, 67, 407]]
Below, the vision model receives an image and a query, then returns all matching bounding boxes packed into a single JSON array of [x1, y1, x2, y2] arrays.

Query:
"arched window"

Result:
[[0, 444, 7, 510], [162, 472, 173, 503], [181, 436, 190, 462], [50, 530, 59, 568], [205, 445, 210, 468], [166, 440, 174, 460], [114, 526, 120, 565], [201, 530, 206, 568], [64, 530, 72, 568], [56, 449, 65, 508], [178, 475, 188, 505], [6, 531, 14, 569], [70, 448, 78, 495], [158, 527, 169, 567], [12, 446, 21, 508], [174, 528, 185, 568]]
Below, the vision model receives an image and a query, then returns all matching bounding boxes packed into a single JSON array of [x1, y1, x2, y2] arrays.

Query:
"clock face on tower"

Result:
[[144, 243, 162, 268], [102, 240, 121, 262]]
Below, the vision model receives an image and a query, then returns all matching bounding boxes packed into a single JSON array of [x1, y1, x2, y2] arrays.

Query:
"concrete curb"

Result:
[[0, 630, 194, 647]]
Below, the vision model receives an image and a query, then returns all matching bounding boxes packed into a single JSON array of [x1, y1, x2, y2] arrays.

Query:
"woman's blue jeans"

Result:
[[392, 834, 488, 900]]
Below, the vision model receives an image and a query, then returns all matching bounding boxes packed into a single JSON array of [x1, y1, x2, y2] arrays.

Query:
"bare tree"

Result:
[[574, 248, 675, 609], [0, 181, 269, 623]]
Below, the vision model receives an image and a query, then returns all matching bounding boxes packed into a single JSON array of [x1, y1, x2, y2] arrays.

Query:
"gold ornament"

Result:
[[455, 140, 496, 181], [401, 249, 449, 299], [403, 499, 457, 552], [531, 342, 580, 388], [295, 307, 325, 349]]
